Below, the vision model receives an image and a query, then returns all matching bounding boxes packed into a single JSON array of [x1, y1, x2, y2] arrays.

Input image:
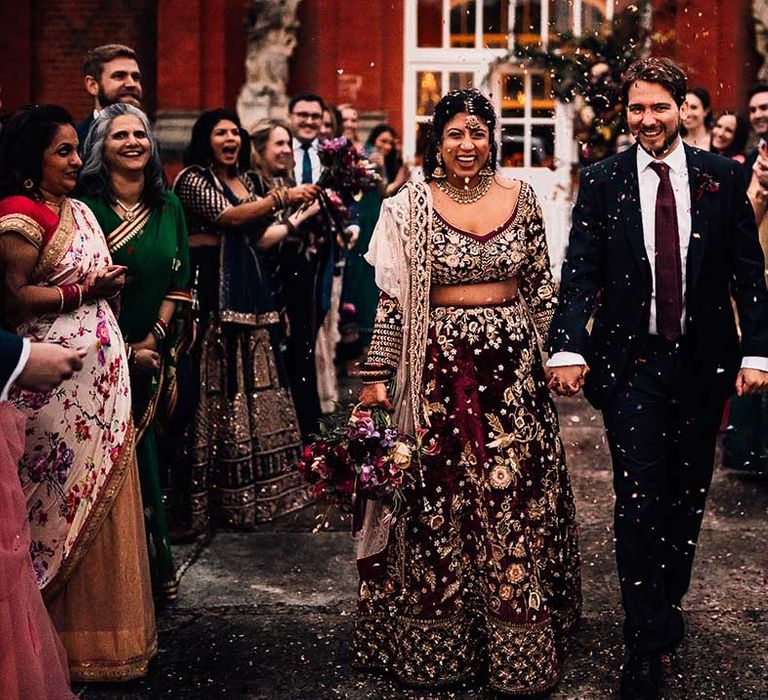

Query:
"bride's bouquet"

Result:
[[295, 405, 438, 529], [316, 137, 380, 201]]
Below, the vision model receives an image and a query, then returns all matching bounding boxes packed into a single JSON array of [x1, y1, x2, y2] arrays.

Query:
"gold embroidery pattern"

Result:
[[0, 213, 44, 248], [35, 198, 78, 281], [367, 294, 403, 370], [105, 204, 152, 250]]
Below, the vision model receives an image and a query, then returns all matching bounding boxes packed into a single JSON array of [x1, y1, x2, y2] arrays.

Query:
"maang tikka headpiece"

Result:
[[464, 95, 482, 130]]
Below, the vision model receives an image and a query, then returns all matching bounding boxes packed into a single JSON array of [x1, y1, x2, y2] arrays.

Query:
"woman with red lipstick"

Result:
[[174, 109, 318, 532], [0, 104, 156, 681], [77, 103, 191, 604], [352, 90, 580, 695]]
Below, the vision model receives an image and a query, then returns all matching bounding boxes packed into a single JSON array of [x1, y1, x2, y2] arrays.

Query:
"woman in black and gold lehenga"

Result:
[[353, 89, 581, 696]]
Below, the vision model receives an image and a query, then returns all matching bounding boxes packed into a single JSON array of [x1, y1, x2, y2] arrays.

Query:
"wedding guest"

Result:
[[320, 104, 342, 141], [549, 57, 768, 698], [743, 84, 768, 184], [0, 326, 82, 700], [682, 87, 712, 149], [77, 103, 191, 603], [355, 89, 580, 695], [174, 109, 317, 531], [76, 44, 143, 145], [287, 94, 336, 432], [710, 111, 749, 162], [344, 124, 410, 355], [338, 102, 362, 149], [0, 104, 156, 681]]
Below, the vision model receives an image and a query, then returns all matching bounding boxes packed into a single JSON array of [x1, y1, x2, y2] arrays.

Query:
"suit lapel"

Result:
[[685, 145, 708, 296], [617, 145, 652, 280]]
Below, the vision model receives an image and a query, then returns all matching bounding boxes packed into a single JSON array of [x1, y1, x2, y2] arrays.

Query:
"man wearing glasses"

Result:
[[289, 94, 325, 184]]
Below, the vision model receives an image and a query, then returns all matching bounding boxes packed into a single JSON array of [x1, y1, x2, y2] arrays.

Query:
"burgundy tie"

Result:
[[649, 161, 683, 341]]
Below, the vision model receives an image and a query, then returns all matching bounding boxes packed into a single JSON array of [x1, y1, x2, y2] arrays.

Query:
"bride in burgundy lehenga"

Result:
[[353, 89, 581, 696]]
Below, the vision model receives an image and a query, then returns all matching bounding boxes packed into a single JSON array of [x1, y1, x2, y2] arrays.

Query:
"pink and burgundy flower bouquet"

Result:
[[295, 405, 437, 529], [316, 137, 380, 201]]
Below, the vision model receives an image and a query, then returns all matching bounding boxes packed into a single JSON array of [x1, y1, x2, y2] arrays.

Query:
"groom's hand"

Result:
[[735, 368, 768, 396], [547, 364, 589, 396]]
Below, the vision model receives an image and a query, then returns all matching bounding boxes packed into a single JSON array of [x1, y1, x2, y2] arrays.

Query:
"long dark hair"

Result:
[[422, 89, 498, 182], [0, 104, 76, 199], [183, 108, 242, 174], [366, 123, 402, 182], [711, 111, 750, 159], [77, 103, 167, 209], [687, 87, 713, 129]]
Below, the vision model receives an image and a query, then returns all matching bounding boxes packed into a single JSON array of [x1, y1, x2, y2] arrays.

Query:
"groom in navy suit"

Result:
[[549, 58, 768, 699]]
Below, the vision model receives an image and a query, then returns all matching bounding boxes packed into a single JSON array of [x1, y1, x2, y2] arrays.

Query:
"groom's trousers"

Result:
[[601, 335, 727, 655]]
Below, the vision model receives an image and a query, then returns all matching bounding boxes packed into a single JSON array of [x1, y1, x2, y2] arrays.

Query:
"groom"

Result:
[[548, 57, 768, 699]]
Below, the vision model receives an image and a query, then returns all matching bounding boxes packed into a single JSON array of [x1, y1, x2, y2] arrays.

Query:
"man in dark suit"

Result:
[[742, 84, 768, 185], [1, 328, 86, 400], [548, 57, 768, 699], [75, 44, 143, 146]]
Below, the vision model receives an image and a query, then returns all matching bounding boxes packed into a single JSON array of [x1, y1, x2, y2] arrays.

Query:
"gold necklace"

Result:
[[115, 198, 142, 222], [436, 173, 491, 204]]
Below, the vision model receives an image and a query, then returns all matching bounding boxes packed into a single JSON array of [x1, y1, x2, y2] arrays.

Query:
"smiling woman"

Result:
[[0, 104, 156, 682]]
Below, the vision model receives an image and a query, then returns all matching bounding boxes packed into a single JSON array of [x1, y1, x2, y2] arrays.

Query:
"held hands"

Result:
[[735, 368, 768, 396], [358, 382, 394, 413], [131, 347, 160, 375], [546, 364, 589, 397], [82, 265, 127, 301], [17, 343, 87, 392]]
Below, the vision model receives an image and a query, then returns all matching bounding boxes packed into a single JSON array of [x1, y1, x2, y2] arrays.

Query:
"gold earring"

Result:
[[479, 157, 493, 177], [432, 152, 446, 179]]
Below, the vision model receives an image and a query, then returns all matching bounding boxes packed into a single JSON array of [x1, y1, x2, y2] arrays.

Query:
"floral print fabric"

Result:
[[10, 199, 131, 589]]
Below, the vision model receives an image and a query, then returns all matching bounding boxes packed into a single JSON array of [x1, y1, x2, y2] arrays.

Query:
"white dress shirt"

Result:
[[549, 139, 768, 371], [292, 137, 321, 184], [1, 337, 30, 402]]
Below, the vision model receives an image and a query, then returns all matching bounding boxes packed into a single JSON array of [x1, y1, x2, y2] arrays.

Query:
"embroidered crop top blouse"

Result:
[[361, 182, 558, 382]]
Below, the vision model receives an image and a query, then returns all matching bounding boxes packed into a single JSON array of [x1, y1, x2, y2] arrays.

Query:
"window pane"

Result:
[[582, 0, 608, 37], [417, 0, 443, 47], [531, 72, 555, 118], [449, 71, 475, 91], [501, 73, 525, 118], [532, 124, 556, 168], [514, 0, 542, 47], [483, 0, 509, 49], [501, 125, 525, 167], [416, 72, 442, 116], [549, 0, 572, 41], [450, 0, 477, 48]]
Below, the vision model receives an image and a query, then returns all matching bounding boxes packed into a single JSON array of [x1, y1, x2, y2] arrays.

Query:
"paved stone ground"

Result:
[[77, 394, 768, 699]]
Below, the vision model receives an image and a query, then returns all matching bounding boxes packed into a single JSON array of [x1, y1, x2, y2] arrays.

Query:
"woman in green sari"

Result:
[[77, 103, 191, 603]]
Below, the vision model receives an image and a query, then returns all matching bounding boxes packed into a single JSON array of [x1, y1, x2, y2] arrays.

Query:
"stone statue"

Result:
[[237, 0, 302, 130], [754, 0, 768, 82]]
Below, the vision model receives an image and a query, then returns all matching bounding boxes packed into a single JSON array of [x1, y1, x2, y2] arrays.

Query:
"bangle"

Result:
[[126, 345, 134, 365], [60, 284, 82, 312], [107, 290, 120, 300], [54, 286, 64, 312], [151, 318, 168, 343]]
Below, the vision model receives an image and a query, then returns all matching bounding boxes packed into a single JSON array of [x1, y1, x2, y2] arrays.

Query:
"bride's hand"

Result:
[[358, 382, 394, 412]]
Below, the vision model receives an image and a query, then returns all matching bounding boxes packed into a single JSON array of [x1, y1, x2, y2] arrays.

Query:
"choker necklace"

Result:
[[44, 199, 63, 213], [115, 198, 142, 222], [435, 173, 492, 204]]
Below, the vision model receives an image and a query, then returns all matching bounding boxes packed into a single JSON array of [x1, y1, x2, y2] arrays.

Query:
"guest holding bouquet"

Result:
[[0, 104, 156, 681], [77, 103, 191, 602]]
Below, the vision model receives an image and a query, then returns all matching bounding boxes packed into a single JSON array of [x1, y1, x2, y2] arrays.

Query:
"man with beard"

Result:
[[76, 44, 143, 145], [548, 57, 768, 699]]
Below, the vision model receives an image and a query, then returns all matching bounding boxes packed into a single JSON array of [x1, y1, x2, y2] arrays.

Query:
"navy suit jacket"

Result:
[[549, 143, 768, 409], [0, 328, 23, 397]]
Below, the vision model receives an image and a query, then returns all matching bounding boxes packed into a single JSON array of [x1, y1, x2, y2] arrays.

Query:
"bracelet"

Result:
[[54, 286, 64, 312], [107, 289, 121, 300], [151, 318, 168, 343], [60, 284, 82, 312], [126, 345, 134, 365]]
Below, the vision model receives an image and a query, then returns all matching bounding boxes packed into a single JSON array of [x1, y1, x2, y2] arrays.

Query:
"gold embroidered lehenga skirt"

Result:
[[353, 299, 581, 695]]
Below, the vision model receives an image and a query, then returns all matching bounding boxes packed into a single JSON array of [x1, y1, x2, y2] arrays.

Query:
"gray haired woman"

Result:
[[77, 102, 191, 603]]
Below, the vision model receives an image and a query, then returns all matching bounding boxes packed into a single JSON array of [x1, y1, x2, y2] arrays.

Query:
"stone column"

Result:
[[754, 0, 768, 82]]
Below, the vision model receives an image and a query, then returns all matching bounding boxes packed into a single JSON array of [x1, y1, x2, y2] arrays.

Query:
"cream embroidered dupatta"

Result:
[[358, 181, 434, 566]]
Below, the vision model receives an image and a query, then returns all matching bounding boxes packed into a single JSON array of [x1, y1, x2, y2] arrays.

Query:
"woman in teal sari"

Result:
[[77, 103, 191, 603]]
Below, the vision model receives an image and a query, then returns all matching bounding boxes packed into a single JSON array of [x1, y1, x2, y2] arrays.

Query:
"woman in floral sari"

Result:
[[0, 105, 156, 681], [78, 103, 191, 603]]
